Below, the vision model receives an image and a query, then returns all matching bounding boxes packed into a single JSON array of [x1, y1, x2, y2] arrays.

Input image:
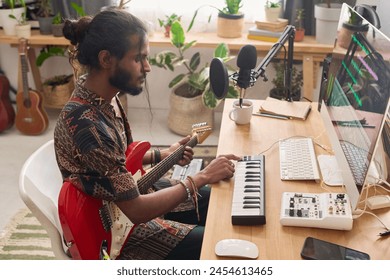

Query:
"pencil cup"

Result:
[[229, 100, 253, 125]]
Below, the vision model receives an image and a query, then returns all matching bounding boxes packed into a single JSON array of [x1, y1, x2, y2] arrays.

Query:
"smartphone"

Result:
[[301, 237, 370, 260]]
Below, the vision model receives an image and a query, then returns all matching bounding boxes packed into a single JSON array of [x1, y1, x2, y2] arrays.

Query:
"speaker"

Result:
[[318, 54, 332, 112]]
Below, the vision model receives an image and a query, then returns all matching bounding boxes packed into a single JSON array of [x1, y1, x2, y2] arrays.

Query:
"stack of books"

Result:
[[247, 18, 288, 43]]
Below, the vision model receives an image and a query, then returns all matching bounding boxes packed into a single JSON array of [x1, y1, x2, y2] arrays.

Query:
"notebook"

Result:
[[259, 97, 312, 120]]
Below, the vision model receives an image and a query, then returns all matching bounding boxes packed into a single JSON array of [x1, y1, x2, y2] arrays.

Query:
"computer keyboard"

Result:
[[340, 141, 368, 187], [279, 137, 321, 181]]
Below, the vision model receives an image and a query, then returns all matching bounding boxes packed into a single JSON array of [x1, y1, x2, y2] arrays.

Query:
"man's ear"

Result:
[[98, 50, 112, 68]]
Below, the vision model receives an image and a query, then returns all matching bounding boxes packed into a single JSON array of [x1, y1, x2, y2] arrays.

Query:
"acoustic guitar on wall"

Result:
[[0, 72, 15, 133], [15, 38, 49, 135]]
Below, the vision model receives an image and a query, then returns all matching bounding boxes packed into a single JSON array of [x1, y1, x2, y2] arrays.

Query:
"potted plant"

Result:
[[270, 61, 303, 101], [0, 0, 26, 35], [35, 0, 54, 35], [158, 13, 181, 38], [314, 0, 356, 45], [36, 46, 74, 109], [337, 6, 369, 49], [264, 1, 282, 22], [8, 0, 31, 38], [294, 8, 305, 42], [188, 0, 244, 38], [149, 20, 238, 135], [51, 12, 64, 37]]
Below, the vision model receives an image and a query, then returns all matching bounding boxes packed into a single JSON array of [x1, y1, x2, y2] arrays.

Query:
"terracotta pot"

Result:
[[337, 22, 369, 49], [217, 13, 244, 38], [294, 28, 305, 42]]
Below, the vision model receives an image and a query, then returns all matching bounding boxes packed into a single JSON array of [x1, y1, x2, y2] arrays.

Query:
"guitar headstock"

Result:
[[192, 122, 212, 144], [18, 38, 29, 55]]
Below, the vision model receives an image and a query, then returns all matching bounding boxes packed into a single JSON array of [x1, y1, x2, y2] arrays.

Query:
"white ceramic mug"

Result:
[[229, 100, 253, 125]]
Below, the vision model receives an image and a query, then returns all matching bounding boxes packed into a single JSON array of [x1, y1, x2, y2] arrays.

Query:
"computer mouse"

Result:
[[215, 239, 259, 259]]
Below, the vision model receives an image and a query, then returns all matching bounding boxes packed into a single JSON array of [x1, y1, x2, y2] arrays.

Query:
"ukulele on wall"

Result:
[[15, 38, 49, 135]]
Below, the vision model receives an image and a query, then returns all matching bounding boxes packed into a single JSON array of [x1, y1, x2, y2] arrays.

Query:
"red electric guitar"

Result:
[[58, 123, 212, 260], [15, 38, 49, 135], [0, 73, 15, 133]]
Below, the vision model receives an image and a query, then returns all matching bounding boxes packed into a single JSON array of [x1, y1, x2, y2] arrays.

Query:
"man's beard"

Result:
[[109, 66, 144, 96]]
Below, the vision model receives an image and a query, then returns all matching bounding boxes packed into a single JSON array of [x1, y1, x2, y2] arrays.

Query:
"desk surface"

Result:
[[200, 99, 390, 260]]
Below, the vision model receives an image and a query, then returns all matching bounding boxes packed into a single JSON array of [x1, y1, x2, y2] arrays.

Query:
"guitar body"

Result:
[[58, 124, 211, 259], [15, 38, 49, 136], [58, 182, 111, 260], [15, 89, 49, 135], [59, 141, 150, 260], [0, 74, 15, 132]]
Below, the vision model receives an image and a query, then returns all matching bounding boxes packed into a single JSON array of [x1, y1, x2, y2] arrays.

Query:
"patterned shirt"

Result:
[[54, 76, 194, 259]]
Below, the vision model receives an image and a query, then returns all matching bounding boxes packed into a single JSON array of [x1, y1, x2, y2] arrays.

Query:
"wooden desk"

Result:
[[200, 99, 390, 260], [0, 30, 333, 100]]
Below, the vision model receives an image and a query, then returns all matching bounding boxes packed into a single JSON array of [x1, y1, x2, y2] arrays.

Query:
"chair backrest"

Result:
[[18, 139, 71, 260]]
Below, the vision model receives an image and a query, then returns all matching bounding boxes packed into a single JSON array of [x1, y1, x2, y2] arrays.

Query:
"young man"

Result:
[[54, 9, 240, 260]]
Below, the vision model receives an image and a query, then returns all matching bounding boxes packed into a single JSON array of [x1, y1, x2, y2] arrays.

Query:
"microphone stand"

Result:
[[254, 25, 296, 102]]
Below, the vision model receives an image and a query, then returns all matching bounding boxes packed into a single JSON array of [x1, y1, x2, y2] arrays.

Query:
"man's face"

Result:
[[109, 37, 151, 95]]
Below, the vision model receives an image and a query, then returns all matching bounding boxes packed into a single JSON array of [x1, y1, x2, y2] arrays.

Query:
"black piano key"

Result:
[[244, 189, 260, 193], [243, 205, 261, 209], [243, 200, 260, 204], [244, 185, 260, 188], [244, 196, 260, 200]]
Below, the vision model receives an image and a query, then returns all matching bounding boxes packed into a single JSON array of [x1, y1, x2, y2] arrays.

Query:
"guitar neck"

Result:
[[137, 135, 198, 193], [20, 54, 30, 100]]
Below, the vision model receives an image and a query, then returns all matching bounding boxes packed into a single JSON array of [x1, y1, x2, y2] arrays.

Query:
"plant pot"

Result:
[[51, 23, 64, 37], [0, 7, 25, 35], [43, 77, 74, 109], [15, 24, 31, 39], [294, 28, 305, 42], [164, 25, 171, 38], [38, 16, 54, 35], [265, 7, 282, 22], [168, 84, 214, 136], [337, 22, 369, 49], [217, 13, 244, 38], [314, 3, 342, 45]]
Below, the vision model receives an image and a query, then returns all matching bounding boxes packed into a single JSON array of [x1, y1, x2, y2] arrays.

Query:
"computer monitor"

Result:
[[319, 3, 390, 210]]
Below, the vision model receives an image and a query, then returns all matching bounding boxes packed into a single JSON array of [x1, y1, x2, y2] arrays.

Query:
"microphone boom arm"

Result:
[[254, 25, 296, 102]]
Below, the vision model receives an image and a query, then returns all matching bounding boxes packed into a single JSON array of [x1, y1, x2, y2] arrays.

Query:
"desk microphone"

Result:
[[210, 45, 257, 106], [234, 45, 257, 107]]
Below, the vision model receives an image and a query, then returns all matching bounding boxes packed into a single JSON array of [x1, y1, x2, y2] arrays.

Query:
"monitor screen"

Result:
[[319, 3, 390, 210]]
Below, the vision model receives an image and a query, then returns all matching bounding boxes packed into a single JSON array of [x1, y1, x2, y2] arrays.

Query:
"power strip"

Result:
[[367, 195, 390, 210]]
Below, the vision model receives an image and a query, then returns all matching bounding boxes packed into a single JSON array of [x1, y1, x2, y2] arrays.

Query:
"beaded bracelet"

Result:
[[186, 175, 200, 222], [179, 180, 192, 201]]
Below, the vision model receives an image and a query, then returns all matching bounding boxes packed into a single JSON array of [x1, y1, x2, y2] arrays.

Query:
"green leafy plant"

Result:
[[347, 7, 362, 25], [295, 8, 304, 30], [36, 0, 52, 17], [270, 62, 303, 101], [158, 13, 181, 28], [149, 20, 238, 109], [6, 0, 27, 25], [2, 0, 25, 9], [188, 0, 243, 32], [265, 1, 281, 8], [36, 46, 67, 67], [70, 2, 86, 17], [52, 12, 63, 24]]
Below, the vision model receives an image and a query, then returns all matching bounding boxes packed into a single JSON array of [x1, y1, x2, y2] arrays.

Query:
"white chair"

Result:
[[19, 139, 71, 260]]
